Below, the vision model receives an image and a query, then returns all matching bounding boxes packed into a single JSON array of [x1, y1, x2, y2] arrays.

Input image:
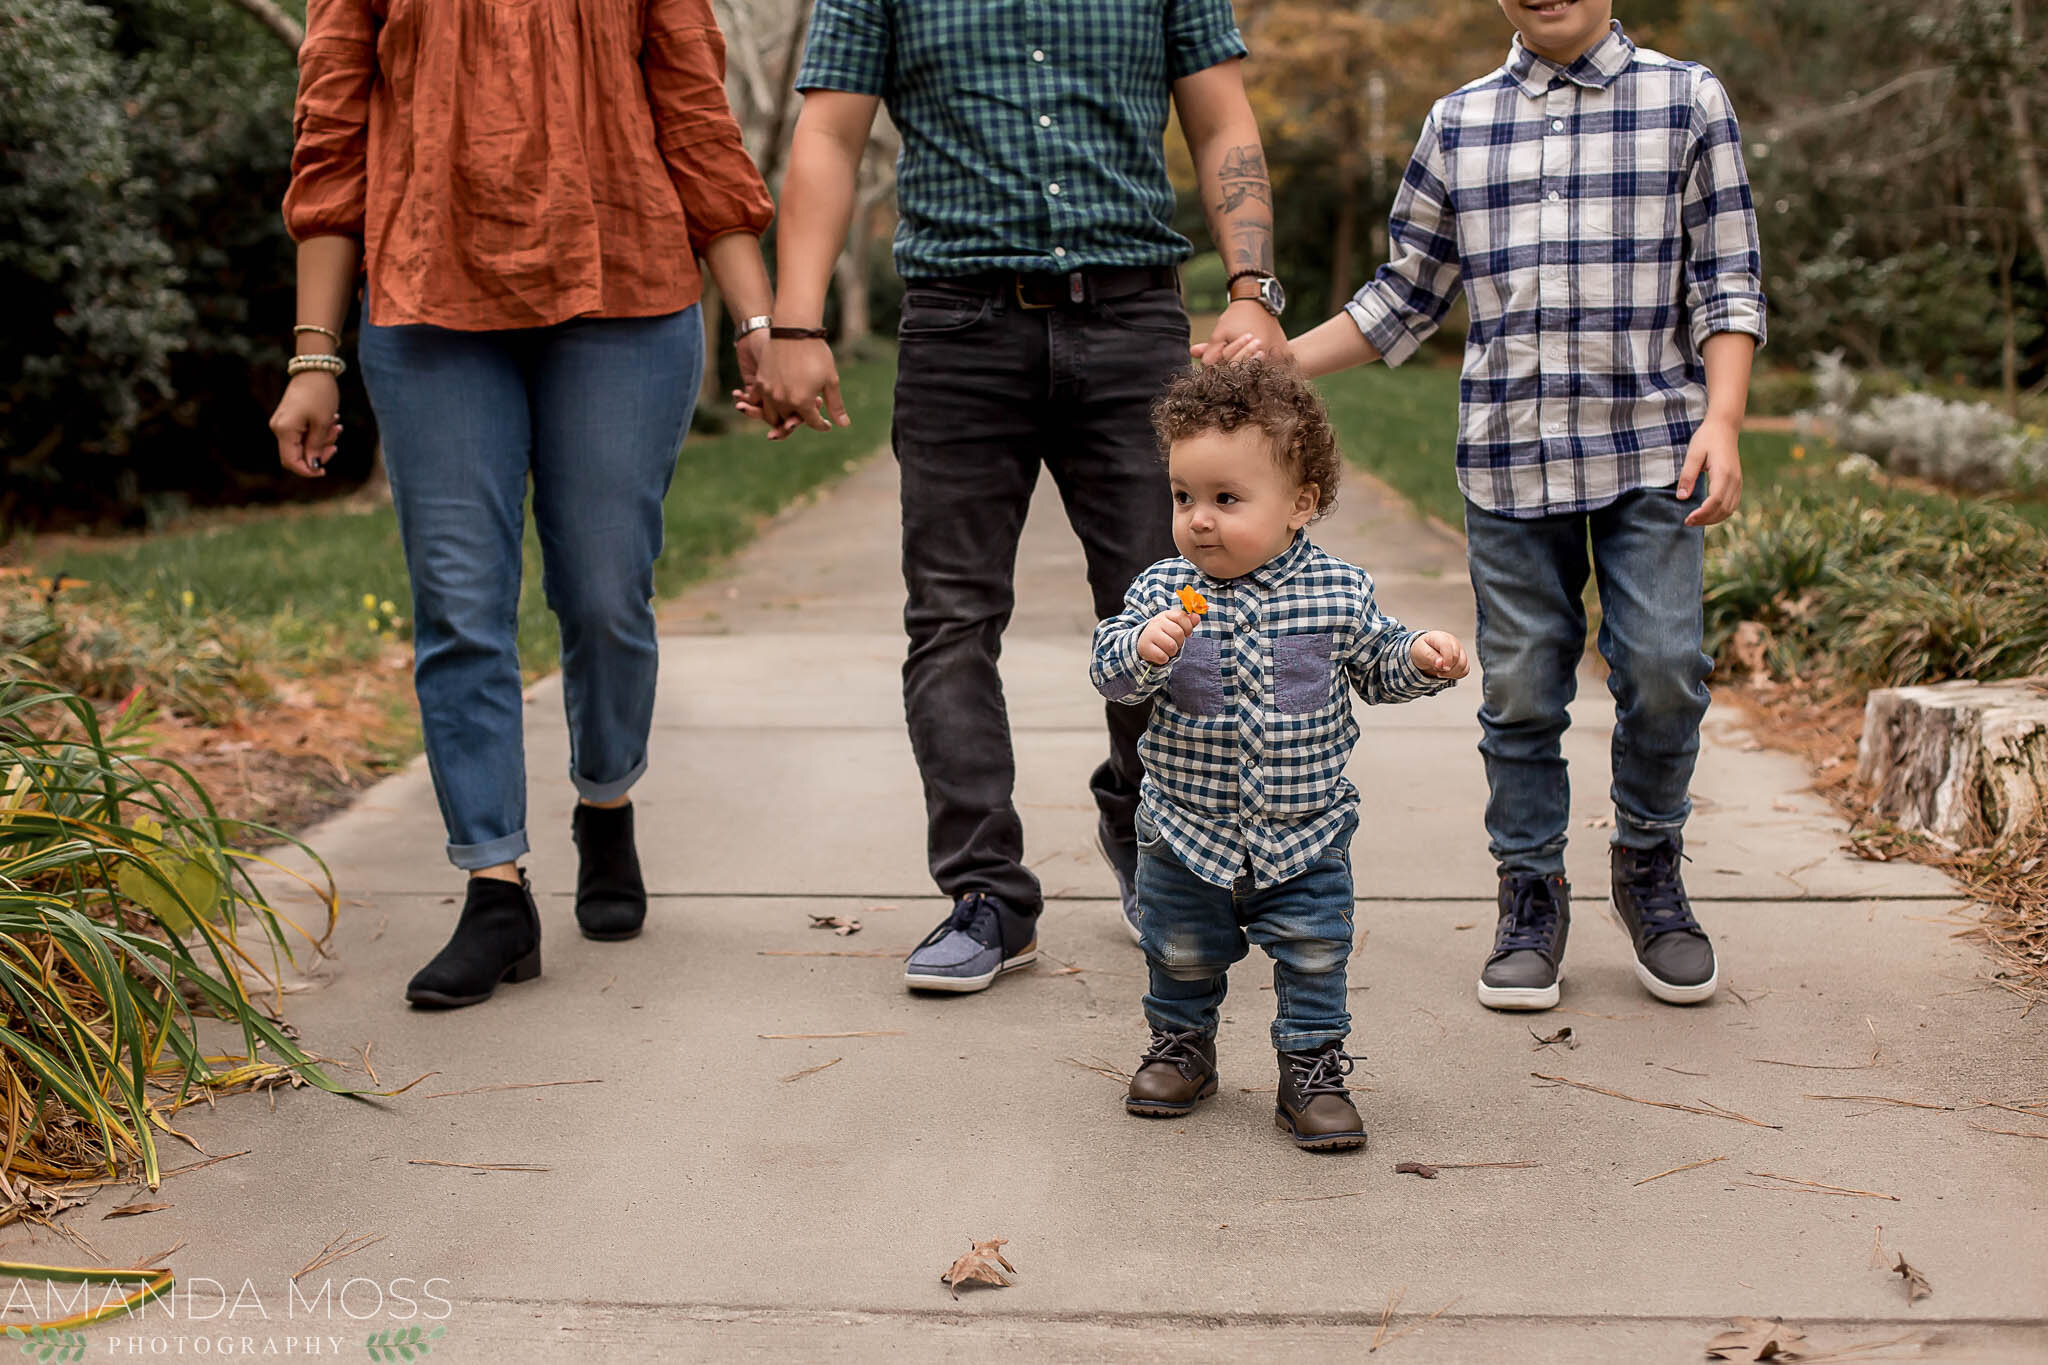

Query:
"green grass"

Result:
[[29, 349, 898, 684], [1314, 362, 2048, 533]]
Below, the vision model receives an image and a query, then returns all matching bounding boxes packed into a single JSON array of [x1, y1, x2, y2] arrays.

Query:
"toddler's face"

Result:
[[1497, 0, 1613, 64], [1168, 427, 1318, 582]]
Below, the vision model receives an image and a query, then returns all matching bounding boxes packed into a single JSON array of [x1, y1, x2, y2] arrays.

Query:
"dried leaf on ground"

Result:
[[1890, 1255, 1931, 1304], [808, 915, 863, 936], [941, 1238, 1015, 1298], [101, 1202, 171, 1219], [1530, 1026, 1576, 1049], [780, 1058, 842, 1084], [1707, 1317, 1810, 1361], [1394, 1162, 1438, 1179]]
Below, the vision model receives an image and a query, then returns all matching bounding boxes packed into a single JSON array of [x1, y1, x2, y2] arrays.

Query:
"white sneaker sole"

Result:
[[1475, 973, 1562, 1012], [904, 944, 1038, 994], [1608, 902, 1718, 1004]]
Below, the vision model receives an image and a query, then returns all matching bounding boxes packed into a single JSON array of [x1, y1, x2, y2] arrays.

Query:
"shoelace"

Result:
[[1139, 1028, 1209, 1076], [914, 893, 996, 952], [1285, 1047, 1355, 1099], [1621, 845, 1702, 938], [1494, 878, 1560, 955]]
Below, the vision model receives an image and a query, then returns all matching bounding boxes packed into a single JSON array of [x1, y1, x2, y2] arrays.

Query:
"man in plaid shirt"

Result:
[[755, 1, 1293, 997], [1279, 4, 1767, 1013]]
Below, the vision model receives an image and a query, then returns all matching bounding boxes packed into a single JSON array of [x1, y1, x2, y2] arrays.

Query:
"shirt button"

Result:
[[1546, 189, 1561, 202], [1031, 48, 1046, 61], [1038, 114, 1053, 128], [1551, 119, 1564, 131], [1053, 246, 1067, 258], [1048, 182, 1061, 196]]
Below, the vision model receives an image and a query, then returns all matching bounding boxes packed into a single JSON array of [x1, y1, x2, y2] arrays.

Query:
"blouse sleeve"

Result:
[[642, 0, 777, 252], [282, 0, 378, 242]]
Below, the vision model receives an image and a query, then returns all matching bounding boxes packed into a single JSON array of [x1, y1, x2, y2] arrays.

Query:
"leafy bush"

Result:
[[0, 676, 347, 1187], [1704, 491, 2048, 688], [1835, 393, 2048, 493]]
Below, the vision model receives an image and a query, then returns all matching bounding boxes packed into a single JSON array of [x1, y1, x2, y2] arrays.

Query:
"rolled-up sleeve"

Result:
[[1345, 108, 1462, 368], [1682, 71, 1767, 352], [1343, 582, 1454, 706], [1090, 566, 1175, 704], [795, 0, 891, 96], [282, 0, 377, 242], [643, 0, 775, 253], [1165, 0, 1248, 81]]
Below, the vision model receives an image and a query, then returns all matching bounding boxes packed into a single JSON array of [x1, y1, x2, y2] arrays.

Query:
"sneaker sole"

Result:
[[1274, 1109, 1367, 1151], [1607, 902, 1719, 1005], [1126, 1075, 1218, 1117], [1474, 971, 1562, 1012], [903, 944, 1038, 994]]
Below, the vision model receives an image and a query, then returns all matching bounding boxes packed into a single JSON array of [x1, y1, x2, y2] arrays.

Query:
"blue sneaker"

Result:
[[1096, 815, 1143, 946], [903, 893, 1037, 993]]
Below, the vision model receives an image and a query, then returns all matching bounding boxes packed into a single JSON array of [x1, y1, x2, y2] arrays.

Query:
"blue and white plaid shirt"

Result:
[[1089, 536, 1453, 890], [1346, 21, 1767, 519], [795, 0, 1246, 279]]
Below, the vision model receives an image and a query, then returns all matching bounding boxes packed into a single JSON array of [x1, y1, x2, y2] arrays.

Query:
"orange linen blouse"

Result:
[[284, 0, 774, 331]]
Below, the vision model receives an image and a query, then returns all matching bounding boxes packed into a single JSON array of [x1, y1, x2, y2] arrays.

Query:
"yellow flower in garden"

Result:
[[366, 618, 380, 632], [180, 589, 194, 609], [1790, 444, 1805, 461], [379, 600, 396, 616], [362, 593, 378, 610]]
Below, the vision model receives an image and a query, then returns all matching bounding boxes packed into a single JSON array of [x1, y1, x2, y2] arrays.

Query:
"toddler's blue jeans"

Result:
[[1136, 808, 1358, 1053], [358, 307, 703, 870]]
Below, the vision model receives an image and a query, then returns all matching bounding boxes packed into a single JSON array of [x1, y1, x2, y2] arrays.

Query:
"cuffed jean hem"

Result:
[[1493, 840, 1570, 880], [571, 755, 647, 806], [1273, 1027, 1350, 1053], [1613, 808, 1689, 850], [448, 830, 531, 871]]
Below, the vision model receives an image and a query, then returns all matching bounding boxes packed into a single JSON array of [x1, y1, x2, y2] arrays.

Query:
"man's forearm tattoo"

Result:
[[1216, 144, 1272, 213]]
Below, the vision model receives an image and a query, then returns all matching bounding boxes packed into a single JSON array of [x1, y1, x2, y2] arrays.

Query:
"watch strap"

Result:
[[734, 314, 774, 339]]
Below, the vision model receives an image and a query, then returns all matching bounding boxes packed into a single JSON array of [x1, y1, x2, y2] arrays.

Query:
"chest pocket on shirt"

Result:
[[1166, 635, 1226, 715], [1273, 633, 1336, 714]]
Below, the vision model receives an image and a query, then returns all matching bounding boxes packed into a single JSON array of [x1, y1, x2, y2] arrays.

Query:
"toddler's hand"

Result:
[[1137, 608, 1200, 666], [1410, 630, 1469, 679]]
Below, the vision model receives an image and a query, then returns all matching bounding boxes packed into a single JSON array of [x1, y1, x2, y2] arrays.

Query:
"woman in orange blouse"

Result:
[[270, 0, 776, 1009]]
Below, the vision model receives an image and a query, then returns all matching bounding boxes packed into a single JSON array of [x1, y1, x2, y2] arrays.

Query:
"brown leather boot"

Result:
[[1274, 1042, 1367, 1151], [1125, 1028, 1218, 1117]]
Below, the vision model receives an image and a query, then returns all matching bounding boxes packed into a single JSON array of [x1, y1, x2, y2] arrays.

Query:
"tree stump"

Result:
[[1857, 677, 2048, 844]]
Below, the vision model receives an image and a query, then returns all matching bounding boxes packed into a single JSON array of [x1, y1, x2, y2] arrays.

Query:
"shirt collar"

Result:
[[1227, 532, 1313, 593], [1503, 19, 1634, 100]]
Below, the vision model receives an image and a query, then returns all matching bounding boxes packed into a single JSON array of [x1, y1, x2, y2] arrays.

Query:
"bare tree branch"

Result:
[[227, 0, 304, 51], [1765, 66, 1953, 140]]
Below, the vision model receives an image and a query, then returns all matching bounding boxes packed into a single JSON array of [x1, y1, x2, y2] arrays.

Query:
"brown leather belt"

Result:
[[912, 265, 1181, 310]]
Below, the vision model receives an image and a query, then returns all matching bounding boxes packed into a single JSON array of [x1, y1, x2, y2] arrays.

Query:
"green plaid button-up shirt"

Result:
[[796, 0, 1247, 279]]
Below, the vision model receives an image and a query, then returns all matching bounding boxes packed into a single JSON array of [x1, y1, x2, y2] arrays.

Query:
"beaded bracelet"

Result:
[[287, 353, 347, 377], [293, 323, 342, 346]]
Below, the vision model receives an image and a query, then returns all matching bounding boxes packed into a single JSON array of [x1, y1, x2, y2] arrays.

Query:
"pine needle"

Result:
[[423, 1079, 603, 1099], [1531, 1072, 1781, 1128], [1804, 1093, 1954, 1111], [406, 1160, 549, 1172], [757, 1031, 905, 1039], [294, 1229, 385, 1280], [1634, 1155, 1728, 1186], [1744, 1171, 1899, 1201], [1969, 1122, 2048, 1140], [780, 1058, 842, 1084]]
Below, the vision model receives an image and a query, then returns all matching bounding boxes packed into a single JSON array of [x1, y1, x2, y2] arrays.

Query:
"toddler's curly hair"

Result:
[[1151, 358, 1341, 520]]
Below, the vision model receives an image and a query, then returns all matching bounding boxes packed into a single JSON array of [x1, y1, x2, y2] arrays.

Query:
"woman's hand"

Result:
[[270, 372, 343, 478]]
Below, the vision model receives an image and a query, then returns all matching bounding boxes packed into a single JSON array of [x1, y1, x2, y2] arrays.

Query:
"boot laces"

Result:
[[1286, 1047, 1355, 1099], [1495, 878, 1560, 954], [1139, 1028, 1209, 1078], [1622, 844, 1701, 938]]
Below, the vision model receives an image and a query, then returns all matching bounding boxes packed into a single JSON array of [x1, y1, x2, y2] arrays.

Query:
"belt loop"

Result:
[[1068, 271, 1085, 304]]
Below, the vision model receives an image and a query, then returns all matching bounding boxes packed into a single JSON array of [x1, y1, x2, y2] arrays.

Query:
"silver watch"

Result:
[[735, 314, 774, 339], [1228, 273, 1286, 319]]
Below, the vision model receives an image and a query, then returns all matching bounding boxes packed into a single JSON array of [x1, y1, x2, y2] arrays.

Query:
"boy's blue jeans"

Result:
[[1136, 808, 1357, 1052], [1463, 484, 1713, 880], [358, 308, 703, 870]]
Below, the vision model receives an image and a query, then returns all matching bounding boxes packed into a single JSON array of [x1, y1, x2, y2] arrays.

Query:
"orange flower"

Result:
[[1176, 585, 1209, 617]]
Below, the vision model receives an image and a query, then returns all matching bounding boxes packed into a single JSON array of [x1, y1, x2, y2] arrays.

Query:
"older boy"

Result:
[[1283, 3, 1766, 1011]]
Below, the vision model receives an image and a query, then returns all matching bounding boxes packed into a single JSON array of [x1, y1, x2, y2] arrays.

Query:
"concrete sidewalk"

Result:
[[22, 451, 2045, 1362]]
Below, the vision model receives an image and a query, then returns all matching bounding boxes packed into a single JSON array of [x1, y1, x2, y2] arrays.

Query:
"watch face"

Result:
[[1259, 275, 1286, 317]]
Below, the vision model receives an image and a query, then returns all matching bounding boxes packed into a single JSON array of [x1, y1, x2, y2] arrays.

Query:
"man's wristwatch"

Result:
[[1225, 270, 1285, 319], [735, 314, 774, 340]]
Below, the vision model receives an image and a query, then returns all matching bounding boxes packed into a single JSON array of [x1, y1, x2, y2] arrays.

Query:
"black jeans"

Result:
[[892, 275, 1189, 918]]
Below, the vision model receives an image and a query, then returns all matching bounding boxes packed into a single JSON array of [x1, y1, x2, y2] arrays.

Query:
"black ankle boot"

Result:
[[405, 873, 542, 1008], [573, 801, 646, 941]]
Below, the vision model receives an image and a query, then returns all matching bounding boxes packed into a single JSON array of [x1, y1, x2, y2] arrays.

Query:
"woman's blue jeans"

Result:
[[358, 308, 702, 870], [1463, 485, 1713, 880]]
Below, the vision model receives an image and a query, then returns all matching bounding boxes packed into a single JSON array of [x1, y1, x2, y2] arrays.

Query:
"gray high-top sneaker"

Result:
[[1610, 841, 1717, 1004], [1476, 874, 1570, 1011]]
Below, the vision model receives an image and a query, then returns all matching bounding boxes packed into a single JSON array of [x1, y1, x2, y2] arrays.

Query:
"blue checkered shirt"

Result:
[[795, 0, 1246, 278], [1089, 536, 1453, 890], [1345, 21, 1767, 519]]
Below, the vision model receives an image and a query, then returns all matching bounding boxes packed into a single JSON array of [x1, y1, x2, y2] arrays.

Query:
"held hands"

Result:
[[269, 372, 342, 478], [1410, 630, 1470, 680], [1137, 608, 1202, 666], [1189, 330, 1268, 367], [736, 336, 850, 441], [1678, 416, 1743, 526], [1202, 298, 1290, 365]]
